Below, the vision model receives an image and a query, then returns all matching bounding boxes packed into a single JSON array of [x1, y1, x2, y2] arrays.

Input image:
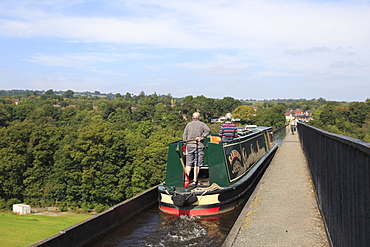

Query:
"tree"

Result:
[[26, 91, 37, 98], [0, 104, 12, 127], [348, 102, 370, 127], [45, 89, 55, 95], [13, 100, 36, 122], [216, 97, 242, 116], [0, 121, 36, 201], [153, 103, 167, 123], [23, 125, 64, 206], [309, 100, 370, 141], [181, 95, 195, 117], [124, 92, 133, 101], [232, 105, 255, 125], [50, 122, 128, 208], [131, 104, 155, 122], [194, 96, 216, 122], [62, 90, 74, 98], [254, 104, 286, 129]]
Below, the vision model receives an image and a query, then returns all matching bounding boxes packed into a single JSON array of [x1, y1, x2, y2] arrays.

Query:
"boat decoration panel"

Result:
[[223, 133, 266, 183]]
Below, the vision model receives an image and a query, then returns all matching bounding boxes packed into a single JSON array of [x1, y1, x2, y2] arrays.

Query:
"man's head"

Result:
[[225, 113, 233, 120], [192, 112, 200, 119]]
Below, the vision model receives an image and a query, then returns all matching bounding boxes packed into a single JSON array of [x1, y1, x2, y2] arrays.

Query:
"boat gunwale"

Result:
[[219, 129, 266, 147]]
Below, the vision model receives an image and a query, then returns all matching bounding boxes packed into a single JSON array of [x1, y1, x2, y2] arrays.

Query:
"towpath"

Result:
[[224, 129, 330, 246]]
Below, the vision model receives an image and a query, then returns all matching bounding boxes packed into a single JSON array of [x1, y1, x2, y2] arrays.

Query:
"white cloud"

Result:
[[27, 52, 161, 67], [28, 53, 111, 67], [1, 0, 369, 49], [199, 66, 243, 76], [26, 76, 113, 92]]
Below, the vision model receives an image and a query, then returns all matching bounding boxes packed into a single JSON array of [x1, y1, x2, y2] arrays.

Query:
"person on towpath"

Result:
[[290, 117, 297, 135], [219, 113, 238, 142], [183, 112, 210, 187]]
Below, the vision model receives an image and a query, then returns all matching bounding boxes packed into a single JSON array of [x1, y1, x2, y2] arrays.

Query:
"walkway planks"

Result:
[[224, 130, 330, 247]]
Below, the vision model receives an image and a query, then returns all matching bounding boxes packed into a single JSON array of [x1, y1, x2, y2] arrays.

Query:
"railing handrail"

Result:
[[299, 122, 370, 154]]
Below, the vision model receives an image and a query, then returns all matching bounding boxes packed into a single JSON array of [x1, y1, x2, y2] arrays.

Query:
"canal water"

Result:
[[91, 127, 287, 247], [91, 206, 243, 247], [274, 126, 288, 146]]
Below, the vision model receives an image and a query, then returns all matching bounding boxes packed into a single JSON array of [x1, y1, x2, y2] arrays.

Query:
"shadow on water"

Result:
[[91, 127, 287, 247], [91, 205, 244, 247]]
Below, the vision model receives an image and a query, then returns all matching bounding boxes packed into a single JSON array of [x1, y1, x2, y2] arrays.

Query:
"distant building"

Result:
[[211, 116, 225, 123], [12, 99, 20, 105], [211, 116, 240, 123], [285, 108, 313, 122]]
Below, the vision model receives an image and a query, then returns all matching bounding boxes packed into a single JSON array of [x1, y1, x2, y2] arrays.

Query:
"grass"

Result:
[[0, 212, 93, 247]]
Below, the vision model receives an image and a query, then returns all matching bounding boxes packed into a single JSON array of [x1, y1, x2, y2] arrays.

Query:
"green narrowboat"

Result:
[[158, 125, 278, 216]]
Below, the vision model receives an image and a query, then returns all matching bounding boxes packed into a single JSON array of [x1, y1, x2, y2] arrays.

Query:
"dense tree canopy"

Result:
[[0, 90, 368, 212], [309, 100, 370, 142]]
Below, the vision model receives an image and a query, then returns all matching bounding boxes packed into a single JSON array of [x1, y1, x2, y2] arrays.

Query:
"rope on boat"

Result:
[[191, 183, 223, 192]]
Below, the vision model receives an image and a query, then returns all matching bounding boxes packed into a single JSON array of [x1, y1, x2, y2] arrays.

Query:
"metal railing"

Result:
[[297, 123, 370, 247]]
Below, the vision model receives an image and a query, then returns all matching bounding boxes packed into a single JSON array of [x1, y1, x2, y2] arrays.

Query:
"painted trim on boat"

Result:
[[160, 193, 220, 205]]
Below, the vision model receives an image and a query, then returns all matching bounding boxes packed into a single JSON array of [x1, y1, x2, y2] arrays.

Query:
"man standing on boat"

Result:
[[219, 113, 238, 142], [183, 112, 210, 187]]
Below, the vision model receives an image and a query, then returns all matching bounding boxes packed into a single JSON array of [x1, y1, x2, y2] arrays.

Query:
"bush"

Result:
[[0, 198, 6, 211], [81, 201, 93, 213], [94, 204, 107, 213], [6, 198, 21, 211], [57, 202, 68, 212]]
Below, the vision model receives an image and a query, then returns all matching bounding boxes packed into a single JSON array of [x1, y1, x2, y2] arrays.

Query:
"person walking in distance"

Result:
[[183, 112, 210, 187], [290, 117, 297, 135]]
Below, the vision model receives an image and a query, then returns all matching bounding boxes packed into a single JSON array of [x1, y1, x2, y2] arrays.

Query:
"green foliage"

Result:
[[309, 100, 370, 141], [62, 90, 74, 98], [0, 92, 189, 211], [1, 90, 367, 212], [254, 104, 286, 129], [232, 105, 255, 125]]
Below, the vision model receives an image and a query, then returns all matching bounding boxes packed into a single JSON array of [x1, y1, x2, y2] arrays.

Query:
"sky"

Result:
[[0, 0, 369, 102]]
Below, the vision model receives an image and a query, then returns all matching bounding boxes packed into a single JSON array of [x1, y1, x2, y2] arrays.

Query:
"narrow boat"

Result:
[[158, 125, 278, 217]]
